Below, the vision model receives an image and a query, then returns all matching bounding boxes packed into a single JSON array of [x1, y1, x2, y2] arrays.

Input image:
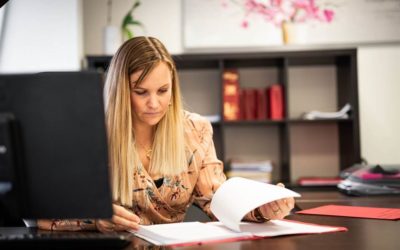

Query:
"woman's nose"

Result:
[[147, 94, 159, 109]]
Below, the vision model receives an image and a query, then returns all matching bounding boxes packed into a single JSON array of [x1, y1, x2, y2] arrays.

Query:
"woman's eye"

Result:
[[158, 89, 168, 94], [134, 91, 146, 95]]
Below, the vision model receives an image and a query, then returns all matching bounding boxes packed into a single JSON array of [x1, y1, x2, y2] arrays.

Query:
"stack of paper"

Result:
[[302, 103, 351, 120], [227, 160, 273, 183]]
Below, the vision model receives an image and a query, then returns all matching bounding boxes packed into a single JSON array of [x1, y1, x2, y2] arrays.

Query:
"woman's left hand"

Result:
[[258, 183, 296, 220]]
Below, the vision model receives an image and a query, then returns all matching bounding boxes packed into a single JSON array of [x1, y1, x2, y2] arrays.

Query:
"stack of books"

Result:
[[227, 159, 273, 183], [223, 69, 284, 121]]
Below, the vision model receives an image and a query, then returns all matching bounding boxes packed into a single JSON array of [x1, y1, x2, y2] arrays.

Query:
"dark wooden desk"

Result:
[[129, 190, 400, 250], [1, 191, 398, 249]]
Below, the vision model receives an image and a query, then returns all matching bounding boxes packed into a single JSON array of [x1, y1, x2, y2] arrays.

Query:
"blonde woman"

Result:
[[38, 37, 295, 232]]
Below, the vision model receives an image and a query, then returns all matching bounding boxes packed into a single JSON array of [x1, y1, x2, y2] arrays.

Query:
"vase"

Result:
[[103, 25, 121, 55], [281, 21, 308, 45]]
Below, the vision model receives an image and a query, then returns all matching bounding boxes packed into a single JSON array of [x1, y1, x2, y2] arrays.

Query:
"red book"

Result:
[[223, 70, 240, 121], [242, 89, 257, 120], [256, 88, 267, 120], [268, 84, 284, 120], [239, 89, 245, 120]]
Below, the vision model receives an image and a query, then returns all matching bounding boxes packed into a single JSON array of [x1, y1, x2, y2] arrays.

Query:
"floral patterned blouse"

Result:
[[37, 111, 262, 231]]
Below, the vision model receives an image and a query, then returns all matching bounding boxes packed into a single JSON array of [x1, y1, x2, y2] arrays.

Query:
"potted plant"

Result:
[[121, 0, 144, 41]]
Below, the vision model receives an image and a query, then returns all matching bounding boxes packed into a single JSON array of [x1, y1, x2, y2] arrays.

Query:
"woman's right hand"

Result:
[[96, 204, 141, 233]]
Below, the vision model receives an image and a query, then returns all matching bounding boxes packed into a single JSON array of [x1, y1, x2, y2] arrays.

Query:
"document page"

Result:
[[133, 222, 252, 246], [209, 220, 347, 237], [210, 177, 301, 232]]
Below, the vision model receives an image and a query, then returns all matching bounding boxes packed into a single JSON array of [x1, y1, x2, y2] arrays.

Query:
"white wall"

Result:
[[82, 0, 400, 165], [0, 0, 83, 73], [83, 0, 182, 55], [358, 46, 400, 164]]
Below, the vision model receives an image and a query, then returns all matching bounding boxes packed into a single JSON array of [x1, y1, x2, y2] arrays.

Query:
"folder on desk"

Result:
[[297, 205, 400, 220], [132, 220, 347, 247]]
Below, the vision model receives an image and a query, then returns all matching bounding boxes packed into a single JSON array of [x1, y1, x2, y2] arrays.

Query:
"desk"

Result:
[[1, 191, 398, 249], [129, 190, 400, 250]]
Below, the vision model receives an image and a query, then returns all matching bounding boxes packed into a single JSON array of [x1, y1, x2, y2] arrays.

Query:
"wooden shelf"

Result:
[[85, 49, 361, 183]]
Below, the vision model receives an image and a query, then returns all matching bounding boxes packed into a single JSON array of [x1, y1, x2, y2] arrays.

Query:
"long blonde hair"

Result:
[[103, 36, 187, 206]]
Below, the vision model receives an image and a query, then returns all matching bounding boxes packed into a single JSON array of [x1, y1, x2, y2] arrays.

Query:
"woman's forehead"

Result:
[[130, 62, 172, 88]]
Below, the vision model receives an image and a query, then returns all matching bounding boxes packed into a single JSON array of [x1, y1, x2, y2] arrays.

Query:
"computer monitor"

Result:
[[0, 72, 113, 225]]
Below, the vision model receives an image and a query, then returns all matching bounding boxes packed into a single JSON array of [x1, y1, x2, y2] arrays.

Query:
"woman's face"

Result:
[[130, 62, 173, 128]]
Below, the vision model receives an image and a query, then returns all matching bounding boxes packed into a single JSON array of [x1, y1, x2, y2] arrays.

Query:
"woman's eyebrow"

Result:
[[133, 83, 171, 90]]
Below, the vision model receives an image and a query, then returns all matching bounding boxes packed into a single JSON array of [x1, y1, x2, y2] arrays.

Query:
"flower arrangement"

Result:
[[225, 0, 335, 28]]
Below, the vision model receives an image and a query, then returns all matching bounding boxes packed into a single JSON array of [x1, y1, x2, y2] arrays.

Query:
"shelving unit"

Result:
[[86, 48, 361, 185]]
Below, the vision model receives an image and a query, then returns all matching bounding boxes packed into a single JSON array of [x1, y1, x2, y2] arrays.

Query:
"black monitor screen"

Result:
[[0, 72, 112, 223]]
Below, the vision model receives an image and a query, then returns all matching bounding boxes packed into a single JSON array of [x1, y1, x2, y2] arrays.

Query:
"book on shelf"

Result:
[[228, 159, 273, 183], [268, 84, 284, 120], [223, 69, 240, 121], [239, 88, 268, 121], [227, 172, 271, 183], [242, 88, 257, 120], [256, 88, 268, 120], [130, 178, 347, 246]]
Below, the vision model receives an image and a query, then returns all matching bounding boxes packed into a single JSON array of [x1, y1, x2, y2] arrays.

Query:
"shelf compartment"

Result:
[[289, 123, 340, 183]]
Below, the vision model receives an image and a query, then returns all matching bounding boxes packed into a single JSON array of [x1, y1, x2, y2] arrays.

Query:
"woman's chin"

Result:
[[142, 117, 162, 127]]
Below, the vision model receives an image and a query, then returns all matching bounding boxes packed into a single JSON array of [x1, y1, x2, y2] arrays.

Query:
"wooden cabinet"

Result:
[[86, 48, 360, 185]]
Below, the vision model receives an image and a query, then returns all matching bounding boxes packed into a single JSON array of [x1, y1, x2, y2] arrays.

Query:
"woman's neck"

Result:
[[133, 123, 155, 146]]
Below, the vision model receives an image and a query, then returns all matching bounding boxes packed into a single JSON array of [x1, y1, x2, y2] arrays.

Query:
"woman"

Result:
[[38, 36, 295, 232]]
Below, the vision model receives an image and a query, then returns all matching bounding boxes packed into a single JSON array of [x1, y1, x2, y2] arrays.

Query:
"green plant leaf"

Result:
[[122, 14, 133, 28], [122, 27, 133, 39], [121, 0, 144, 39], [132, 1, 140, 10], [127, 20, 143, 27]]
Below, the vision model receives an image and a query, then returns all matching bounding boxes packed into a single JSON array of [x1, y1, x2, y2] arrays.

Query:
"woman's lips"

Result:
[[144, 112, 160, 116]]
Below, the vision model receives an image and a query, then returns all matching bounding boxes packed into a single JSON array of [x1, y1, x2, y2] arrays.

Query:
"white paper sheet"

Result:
[[131, 220, 345, 246], [209, 220, 343, 237], [134, 222, 251, 245], [210, 177, 301, 232]]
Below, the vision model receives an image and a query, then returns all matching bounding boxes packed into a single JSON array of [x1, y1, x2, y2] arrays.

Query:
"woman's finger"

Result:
[[112, 214, 140, 231], [284, 197, 295, 210], [96, 219, 116, 233], [274, 199, 289, 216], [113, 204, 140, 223], [260, 203, 281, 219]]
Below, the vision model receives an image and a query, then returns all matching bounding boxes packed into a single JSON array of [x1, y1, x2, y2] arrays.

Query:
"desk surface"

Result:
[[129, 190, 400, 250], [1, 191, 398, 249]]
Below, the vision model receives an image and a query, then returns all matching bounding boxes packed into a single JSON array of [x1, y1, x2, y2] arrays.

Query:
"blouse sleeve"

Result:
[[37, 219, 97, 231], [191, 118, 225, 220], [190, 116, 266, 223]]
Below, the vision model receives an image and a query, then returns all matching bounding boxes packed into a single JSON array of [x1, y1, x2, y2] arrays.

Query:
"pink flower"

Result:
[[323, 9, 334, 22], [241, 20, 249, 28], [225, 0, 336, 27]]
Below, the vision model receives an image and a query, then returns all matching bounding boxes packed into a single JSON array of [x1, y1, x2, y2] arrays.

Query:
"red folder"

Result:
[[297, 205, 400, 220]]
